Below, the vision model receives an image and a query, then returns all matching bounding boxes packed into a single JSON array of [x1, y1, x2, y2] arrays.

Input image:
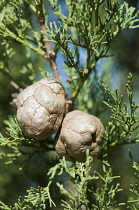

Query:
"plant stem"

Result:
[[35, 0, 62, 83], [71, 61, 97, 99], [0, 66, 23, 91], [95, 0, 99, 27], [5, 28, 45, 56]]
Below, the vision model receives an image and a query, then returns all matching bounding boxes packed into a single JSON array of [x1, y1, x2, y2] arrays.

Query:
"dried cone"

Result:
[[16, 78, 66, 140], [55, 110, 104, 162]]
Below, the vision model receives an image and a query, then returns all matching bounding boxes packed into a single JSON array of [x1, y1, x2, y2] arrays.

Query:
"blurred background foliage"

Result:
[[0, 0, 139, 209]]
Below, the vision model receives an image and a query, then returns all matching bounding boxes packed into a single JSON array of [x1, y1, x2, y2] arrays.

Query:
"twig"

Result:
[[35, 0, 62, 83], [1, 69, 23, 105], [5, 28, 45, 56], [10, 80, 23, 92], [1, 67, 23, 92]]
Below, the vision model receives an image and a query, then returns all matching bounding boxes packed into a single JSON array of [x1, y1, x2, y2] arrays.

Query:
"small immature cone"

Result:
[[55, 110, 104, 162], [16, 78, 66, 140]]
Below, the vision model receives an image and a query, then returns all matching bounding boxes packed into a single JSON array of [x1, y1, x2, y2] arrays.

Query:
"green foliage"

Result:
[[0, 0, 44, 88], [103, 73, 139, 151], [48, 153, 96, 209], [0, 153, 123, 209], [46, 152, 123, 209], [0, 116, 54, 165], [91, 164, 124, 209], [46, 0, 139, 97], [0, 0, 44, 56], [126, 151, 139, 209], [76, 68, 109, 114], [0, 0, 139, 209], [0, 185, 55, 210]]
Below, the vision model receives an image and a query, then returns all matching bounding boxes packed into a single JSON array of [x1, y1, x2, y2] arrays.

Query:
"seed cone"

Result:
[[16, 78, 66, 140], [55, 110, 104, 162]]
